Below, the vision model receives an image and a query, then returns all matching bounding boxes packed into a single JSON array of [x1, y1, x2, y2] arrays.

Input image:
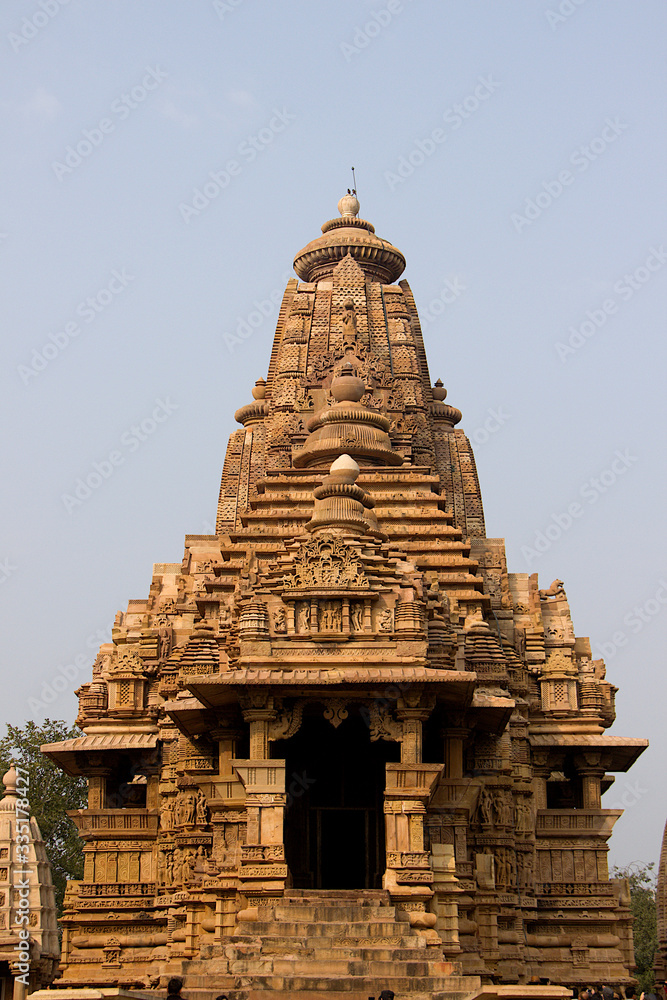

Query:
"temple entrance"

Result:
[[275, 707, 399, 889]]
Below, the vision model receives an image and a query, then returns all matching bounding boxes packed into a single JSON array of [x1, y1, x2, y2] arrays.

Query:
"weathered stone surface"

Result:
[[41, 197, 646, 994]]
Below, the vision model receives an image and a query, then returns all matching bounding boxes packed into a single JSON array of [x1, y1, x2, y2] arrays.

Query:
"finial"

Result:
[[251, 378, 267, 400], [433, 379, 447, 401], [338, 188, 360, 219], [331, 365, 365, 402], [2, 764, 18, 799], [330, 454, 360, 481]]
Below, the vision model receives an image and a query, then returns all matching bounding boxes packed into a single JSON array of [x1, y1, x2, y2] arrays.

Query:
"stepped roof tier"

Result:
[[42, 199, 646, 997]]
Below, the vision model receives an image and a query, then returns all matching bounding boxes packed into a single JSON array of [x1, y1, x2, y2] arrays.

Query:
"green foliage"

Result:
[[0, 719, 87, 916], [612, 861, 658, 993]]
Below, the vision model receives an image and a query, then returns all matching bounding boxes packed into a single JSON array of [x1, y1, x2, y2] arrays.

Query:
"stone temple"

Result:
[[42, 195, 647, 999]]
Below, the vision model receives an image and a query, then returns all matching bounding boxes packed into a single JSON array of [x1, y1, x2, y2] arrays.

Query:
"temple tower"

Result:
[[42, 198, 646, 996], [0, 766, 59, 999]]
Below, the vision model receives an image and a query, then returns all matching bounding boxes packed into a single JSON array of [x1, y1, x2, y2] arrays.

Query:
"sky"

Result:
[[1, 0, 666, 869]]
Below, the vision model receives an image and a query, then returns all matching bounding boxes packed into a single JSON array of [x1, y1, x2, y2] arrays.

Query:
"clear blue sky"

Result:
[[1, 0, 665, 868]]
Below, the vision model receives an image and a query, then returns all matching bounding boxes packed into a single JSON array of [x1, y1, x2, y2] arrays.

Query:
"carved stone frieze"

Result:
[[285, 533, 366, 589]]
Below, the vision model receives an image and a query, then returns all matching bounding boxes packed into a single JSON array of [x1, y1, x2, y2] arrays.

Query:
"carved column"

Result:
[[443, 726, 470, 780], [531, 749, 552, 811], [211, 724, 244, 776], [397, 711, 424, 764], [241, 697, 276, 760], [342, 596, 350, 633], [86, 755, 112, 808], [384, 763, 443, 935], [430, 843, 462, 955], [396, 692, 435, 766], [574, 751, 608, 810], [232, 760, 287, 902]]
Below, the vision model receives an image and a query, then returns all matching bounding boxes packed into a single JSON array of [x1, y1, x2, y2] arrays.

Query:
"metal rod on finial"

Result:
[[351, 166, 357, 196]]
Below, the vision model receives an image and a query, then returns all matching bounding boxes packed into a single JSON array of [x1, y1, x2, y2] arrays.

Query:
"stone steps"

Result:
[[244, 973, 474, 991], [182, 990, 474, 1000], [180, 974, 475, 993], [230, 936, 428, 957], [177, 890, 481, 998], [272, 904, 398, 920], [270, 957, 446, 976], [228, 955, 451, 975], [236, 919, 412, 937]]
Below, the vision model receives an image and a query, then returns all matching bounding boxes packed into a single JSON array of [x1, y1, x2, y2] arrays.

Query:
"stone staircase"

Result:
[[178, 889, 481, 1000]]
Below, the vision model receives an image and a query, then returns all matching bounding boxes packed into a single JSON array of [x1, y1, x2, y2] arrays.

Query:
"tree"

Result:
[[612, 861, 658, 993], [0, 719, 87, 917]]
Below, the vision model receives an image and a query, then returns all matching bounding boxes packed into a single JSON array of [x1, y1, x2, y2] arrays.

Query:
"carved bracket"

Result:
[[368, 702, 403, 743], [268, 700, 304, 742]]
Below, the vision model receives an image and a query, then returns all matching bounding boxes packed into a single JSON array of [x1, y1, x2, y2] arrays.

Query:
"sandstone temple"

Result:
[[42, 195, 647, 999]]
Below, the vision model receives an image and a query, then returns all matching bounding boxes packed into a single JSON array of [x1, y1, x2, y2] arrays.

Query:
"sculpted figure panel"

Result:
[[286, 534, 366, 589]]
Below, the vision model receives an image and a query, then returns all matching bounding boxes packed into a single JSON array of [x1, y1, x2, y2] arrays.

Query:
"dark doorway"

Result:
[[274, 706, 399, 889]]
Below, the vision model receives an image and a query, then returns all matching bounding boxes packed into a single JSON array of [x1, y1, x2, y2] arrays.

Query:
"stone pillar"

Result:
[[430, 843, 462, 956], [397, 712, 423, 764], [231, 761, 287, 901], [12, 973, 26, 1000], [384, 764, 443, 926], [574, 752, 607, 809], [364, 599, 372, 630], [242, 705, 275, 760], [342, 597, 350, 634], [211, 724, 244, 776], [409, 811, 424, 851], [396, 695, 434, 766], [215, 893, 237, 938], [531, 750, 552, 811], [443, 727, 469, 779], [85, 756, 112, 807]]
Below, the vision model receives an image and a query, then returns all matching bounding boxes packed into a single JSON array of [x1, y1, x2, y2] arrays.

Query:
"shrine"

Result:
[[42, 194, 647, 997]]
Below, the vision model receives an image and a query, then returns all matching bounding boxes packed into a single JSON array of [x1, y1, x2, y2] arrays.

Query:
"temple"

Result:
[[0, 766, 59, 999], [42, 195, 647, 997]]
